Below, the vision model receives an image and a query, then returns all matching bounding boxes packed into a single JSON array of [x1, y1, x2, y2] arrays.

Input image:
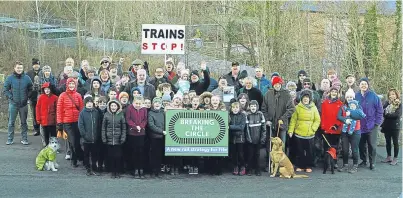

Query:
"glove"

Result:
[[57, 123, 63, 132]]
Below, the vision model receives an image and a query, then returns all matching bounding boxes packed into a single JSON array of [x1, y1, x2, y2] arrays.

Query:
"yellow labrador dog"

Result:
[[270, 137, 308, 178]]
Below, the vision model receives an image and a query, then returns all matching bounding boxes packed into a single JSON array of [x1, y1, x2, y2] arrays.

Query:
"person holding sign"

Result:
[[189, 61, 210, 95]]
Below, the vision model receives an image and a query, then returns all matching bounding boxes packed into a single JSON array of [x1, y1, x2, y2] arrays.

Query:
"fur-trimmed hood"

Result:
[[199, 91, 213, 104]]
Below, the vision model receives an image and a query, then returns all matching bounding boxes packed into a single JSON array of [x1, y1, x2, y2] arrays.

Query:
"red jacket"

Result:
[[321, 98, 343, 134], [36, 83, 58, 126], [57, 78, 84, 124], [126, 105, 147, 136]]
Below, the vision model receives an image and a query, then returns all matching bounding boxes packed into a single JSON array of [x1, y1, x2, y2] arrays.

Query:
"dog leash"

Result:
[[321, 134, 331, 148], [276, 125, 280, 137]]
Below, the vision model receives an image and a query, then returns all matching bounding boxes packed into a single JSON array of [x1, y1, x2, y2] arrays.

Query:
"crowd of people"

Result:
[[3, 57, 402, 179]]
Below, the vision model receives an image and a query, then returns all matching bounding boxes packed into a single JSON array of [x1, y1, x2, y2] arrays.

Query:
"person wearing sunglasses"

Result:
[[296, 70, 316, 92]]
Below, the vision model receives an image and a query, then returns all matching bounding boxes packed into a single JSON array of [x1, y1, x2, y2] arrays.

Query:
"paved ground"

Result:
[[0, 132, 401, 198]]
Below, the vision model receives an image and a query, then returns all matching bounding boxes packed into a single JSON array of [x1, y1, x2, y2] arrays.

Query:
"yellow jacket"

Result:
[[288, 102, 321, 138]]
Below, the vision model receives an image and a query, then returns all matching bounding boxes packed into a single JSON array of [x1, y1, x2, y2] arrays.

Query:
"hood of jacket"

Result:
[[90, 76, 102, 91], [199, 92, 213, 104], [107, 100, 122, 114], [65, 78, 77, 93]]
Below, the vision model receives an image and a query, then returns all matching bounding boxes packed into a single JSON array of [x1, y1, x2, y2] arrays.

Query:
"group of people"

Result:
[[3, 57, 401, 179]]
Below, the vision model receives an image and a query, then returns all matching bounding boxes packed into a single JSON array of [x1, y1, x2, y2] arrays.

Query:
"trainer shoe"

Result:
[[193, 167, 199, 175], [6, 140, 13, 145], [65, 154, 71, 160], [20, 140, 29, 145], [348, 165, 358, 174], [33, 131, 40, 136], [188, 167, 194, 175], [338, 164, 349, 172], [358, 161, 367, 167]]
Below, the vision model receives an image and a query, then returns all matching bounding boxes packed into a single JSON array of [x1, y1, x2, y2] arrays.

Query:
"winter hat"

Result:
[[119, 92, 129, 100], [348, 100, 359, 108], [173, 94, 183, 101], [358, 77, 369, 85], [132, 59, 143, 65], [191, 70, 199, 77], [100, 57, 110, 64], [300, 89, 313, 101], [68, 71, 79, 78], [84, 95, 94, 105], [345, 89, 356, 99], [332, 78, 342, 88], [42, 65, 51, 73], [152, 97, 162, 105], [286, 81, 297, 90], [32, 58, 40, 65], [131, 87, 141, 95], [345, 74, 355, 79], [239, 70, 248, 80], [329, 85, 339, 92], [272, 76, 283, 86], [298, 70, 307, 77], [303, 78, 311, 83], [162, 94, 172, 102], [181, 69, 190, 77], [271, 72, 280, 78]]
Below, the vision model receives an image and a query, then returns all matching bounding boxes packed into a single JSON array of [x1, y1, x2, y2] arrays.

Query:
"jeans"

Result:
[[7, 103, 28, 142], [384, 129, 400, 158], [342, 133, 360, 165], [359, 126, 379, 164], [42, 125, 57, 146]]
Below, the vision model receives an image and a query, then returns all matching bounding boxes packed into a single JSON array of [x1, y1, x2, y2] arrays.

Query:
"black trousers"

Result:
[[206, 157, 223, 174], [384, 129, 400, 158], [107, 145, 122, 174], [42, 125, 56, 146], [97, 140, 107, 170], [247, 144, 261, 170], [359, 126, 379, 164], [63, 122, 83, 165], [295, 137, 314, 169], [230, 143, 244, 167], [83, 143, 98, 170], [150, 138, 164, 174], [128, 135, 145, 170], [342, 133, 360, 165], [30, 102, 40, 132], [287, 135, 298, 164]]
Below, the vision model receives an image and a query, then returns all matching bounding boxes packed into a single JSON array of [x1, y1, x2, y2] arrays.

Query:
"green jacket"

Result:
[[35, 146, 56, 170], [288, 102, 321, 138]]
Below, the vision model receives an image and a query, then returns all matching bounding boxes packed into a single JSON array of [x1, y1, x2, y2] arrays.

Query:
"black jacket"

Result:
[[229, 112, 247, 144], [382, 102, 402, 131], [149, 76, 177, 93], [148, 108, 165, 139], [190, 70, 210, 95], [26, 69, 41, 102], [122, 81, 156, 101], [238, 87, 263, 110], [224, 71, 243, 91], [101, 101, 126, 145], [246, 111, 266, 145], [78, 107, 101, 143]]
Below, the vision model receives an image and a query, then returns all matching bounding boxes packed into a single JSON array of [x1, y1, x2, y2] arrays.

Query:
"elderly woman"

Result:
[[355, 78, 383, 170], [381, 88, 402, 166], [238, 77, 263, 109]]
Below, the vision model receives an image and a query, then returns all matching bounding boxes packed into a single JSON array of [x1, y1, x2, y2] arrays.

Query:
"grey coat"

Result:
[[147, 108, 165, 139], [261, 88, 295, 131], [101, 101, 126, 145]]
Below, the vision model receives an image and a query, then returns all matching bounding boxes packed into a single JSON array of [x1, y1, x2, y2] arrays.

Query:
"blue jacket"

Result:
[[255, 75, 271, 96], [3, 72, 33, 107], [204, 78, 218, 92], [355, 90, 384, 133]]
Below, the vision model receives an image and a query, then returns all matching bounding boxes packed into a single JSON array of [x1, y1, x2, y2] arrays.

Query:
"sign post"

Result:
[[141, 24, 185, 55], [165, 110, 228, 156]]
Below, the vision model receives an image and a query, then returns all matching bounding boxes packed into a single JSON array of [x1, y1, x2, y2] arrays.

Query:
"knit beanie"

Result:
[[303, 78, 311, 83], [348, 100, 359, 108], [329, 85, 339, 92], [181, 69, 190, 78], [32, 58, 40, 65], [239, 70, 248, 79], [272, 76, 283, 86], [42, 65, 51, 73], [84, 95, 94, 105], [173, 94, 183, 101], [191, 70, 199, 77], [345, 89, 355, 99], [358, 77, 369, 85], [152, 97, 162, 105], [119, 92, 129, 101], [100, 57, 110, 64], [271, 72, 280, 78], [286, 81, 297, 89], [132, 59, 143, 65], [298, 70, 307, 77]]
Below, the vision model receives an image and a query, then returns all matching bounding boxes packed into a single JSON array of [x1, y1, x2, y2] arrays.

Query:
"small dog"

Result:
[[323, 147, 337, 174], [270, 137, 308, 178], [36, 137, 60, 171]]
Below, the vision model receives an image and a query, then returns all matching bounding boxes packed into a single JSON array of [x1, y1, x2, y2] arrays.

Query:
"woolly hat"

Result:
[[359, 77, 369, 85], [239, 70, 248, 80], [119, 92, 129, 100], [152, 97, 162, 104], [181, 69, 190, 77], [42, 65, 51, 73], [131, 87, 141, 95], [286, 81, 297, 89], [132, 59, 143, 65], [84, 95, 94, 105], [191, 70, 199, 77], [162, 94, 172, 102], [332, 78, 342, 87], [272, 76, 283, 86], [303, 78, 311, 83], [329, 85, 339, 92], [271, 72, 280, 78], [173, 94, 183, 101], [100, 57, 110, 64], [300, 89, 313, 101], [298, 70, 307, 77], [32, 58, 40, 65], [345, 89, 355, 99]]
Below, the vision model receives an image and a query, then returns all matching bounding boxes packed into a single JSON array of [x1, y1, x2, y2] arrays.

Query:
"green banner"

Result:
[[165, 110, 229, 156]]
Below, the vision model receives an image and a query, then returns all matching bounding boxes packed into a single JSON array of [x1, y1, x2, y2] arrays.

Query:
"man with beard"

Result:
[[238, 77, 263, 110], [261, 76, 295, 171], [123, 69, 156, 101], [26, 58, 41, 136], [190, 61, 210, 95]]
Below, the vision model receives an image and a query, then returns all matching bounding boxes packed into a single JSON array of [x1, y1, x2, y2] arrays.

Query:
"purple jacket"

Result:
[[355, 90, 384, 133], [126, 105, 147, 136]]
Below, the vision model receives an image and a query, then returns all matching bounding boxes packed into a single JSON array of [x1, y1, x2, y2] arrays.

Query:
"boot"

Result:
[[358, 161, 367, 167], [86, 169, 92, 176], [170, 166, 175, 175], [232, 166, 239, 175], [239, 167, 246, 176], [174, 168, 179, 175], [134, 169, 140, 179], [369, 163, 375, 170], [140, 169, 145, 179], [247, 169, 253, 176], [255, 169, 262, 176]]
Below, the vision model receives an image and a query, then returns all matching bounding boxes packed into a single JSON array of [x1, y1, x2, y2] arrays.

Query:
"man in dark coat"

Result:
[[238, 77, 263, 110], [189, 62, 210, 95], [224, 62, 243, 91], [26, 58, 42, 135], [122, 69, 156, 101]]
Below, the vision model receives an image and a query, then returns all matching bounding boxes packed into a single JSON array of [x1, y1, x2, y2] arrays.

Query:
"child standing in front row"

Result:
[[148, 97, 166, 178], [36, 82, 58, 146], [126, 96, 148, 179], [102, 100, 126, 178], [229, 101, 247, 176]]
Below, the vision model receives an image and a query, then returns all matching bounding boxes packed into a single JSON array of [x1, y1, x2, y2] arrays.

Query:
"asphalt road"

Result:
[[0, 132, 401, 198]]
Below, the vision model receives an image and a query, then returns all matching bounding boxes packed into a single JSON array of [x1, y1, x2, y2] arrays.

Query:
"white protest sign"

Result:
[[141, 24, 185, 54], [223, 86, 235, 103]]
